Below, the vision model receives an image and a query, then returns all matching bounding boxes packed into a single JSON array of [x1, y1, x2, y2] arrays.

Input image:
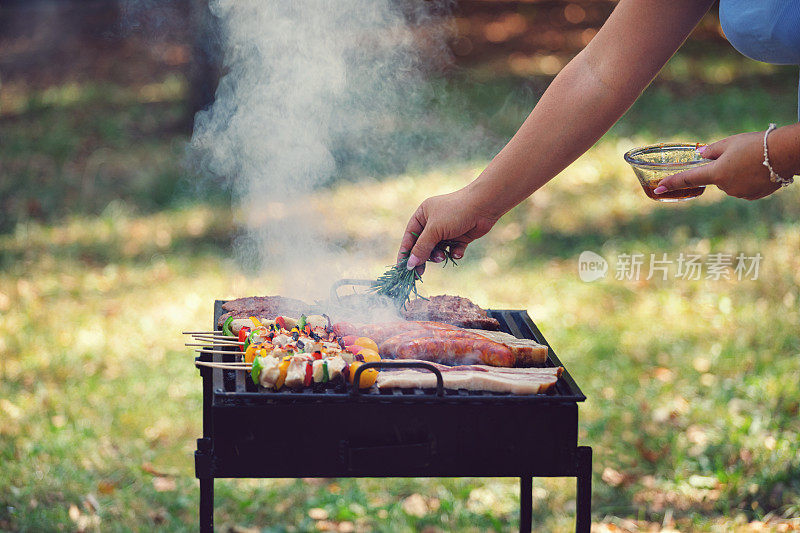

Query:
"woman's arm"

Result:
[[401, 0, 715, 269]]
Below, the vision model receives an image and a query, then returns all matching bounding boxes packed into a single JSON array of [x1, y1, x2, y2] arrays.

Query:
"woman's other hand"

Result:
[[654, 130, 786, 200], [398, 187, 501, 274]]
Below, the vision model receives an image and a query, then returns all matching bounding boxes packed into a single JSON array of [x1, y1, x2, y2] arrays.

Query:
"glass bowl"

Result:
[[623, 143, 711, 202]]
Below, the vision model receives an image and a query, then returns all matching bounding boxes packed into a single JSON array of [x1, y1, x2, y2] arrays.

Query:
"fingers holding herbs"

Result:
[[397, 189, 500, 273]]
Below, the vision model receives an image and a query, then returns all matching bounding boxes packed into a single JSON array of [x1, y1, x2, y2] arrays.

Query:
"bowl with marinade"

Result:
[[624, 143, 711, 201]]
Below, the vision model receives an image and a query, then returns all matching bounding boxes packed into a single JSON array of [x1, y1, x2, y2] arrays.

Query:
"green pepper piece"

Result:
[[250, 356, 263, 386], [322, 360, 329, 383], [298, 314, 307, 330], [222, 315, 234, 337], [246, 328, 261, 348]]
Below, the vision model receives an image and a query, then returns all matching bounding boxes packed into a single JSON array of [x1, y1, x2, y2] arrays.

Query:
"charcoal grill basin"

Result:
[[195, 301, 591, 532]]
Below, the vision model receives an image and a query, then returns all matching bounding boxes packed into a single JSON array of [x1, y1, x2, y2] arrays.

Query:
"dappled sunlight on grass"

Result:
[[0, 75, 187, 118]]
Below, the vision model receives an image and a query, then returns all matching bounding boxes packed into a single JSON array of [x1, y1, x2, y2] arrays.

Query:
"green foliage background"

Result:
[[1, 28, 799, 533]]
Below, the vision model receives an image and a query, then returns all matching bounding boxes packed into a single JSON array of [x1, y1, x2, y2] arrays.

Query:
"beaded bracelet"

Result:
[[763, 123, 794, 188]]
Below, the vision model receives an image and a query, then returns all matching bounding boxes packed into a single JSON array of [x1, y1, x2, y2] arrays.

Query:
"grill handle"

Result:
[[329, 278, 375, 306], [351, 361, 444, 397]]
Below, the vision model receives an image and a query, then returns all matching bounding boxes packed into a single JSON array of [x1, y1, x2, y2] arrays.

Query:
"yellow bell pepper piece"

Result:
[[274, 356, 291, 390]]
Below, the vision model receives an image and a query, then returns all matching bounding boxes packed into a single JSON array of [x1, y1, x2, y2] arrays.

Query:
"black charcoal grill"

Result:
[[195, 300, 592, 532]]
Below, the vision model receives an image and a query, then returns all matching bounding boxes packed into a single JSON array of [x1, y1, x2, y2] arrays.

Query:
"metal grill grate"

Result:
[[199, 301, 585, 404]]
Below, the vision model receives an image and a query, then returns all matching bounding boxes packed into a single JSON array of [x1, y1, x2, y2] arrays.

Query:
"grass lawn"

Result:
[[1, 48, 800, 531]]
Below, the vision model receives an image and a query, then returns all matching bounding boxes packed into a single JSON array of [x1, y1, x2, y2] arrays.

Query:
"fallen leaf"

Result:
[[142, 462, 174, 477], [83, 494, 99, 513], [636, 438, 668, 463], [308, 508, 328, 520], [152, 477, 176, 492], [0, 399, 22, 420], [148, 509, 167, 524], [601, 467, 626, 487], [402, 493, 428, 517], [69, 504, 81, 521], [98, 481, 115, 495], [654, 367, 673, 382]]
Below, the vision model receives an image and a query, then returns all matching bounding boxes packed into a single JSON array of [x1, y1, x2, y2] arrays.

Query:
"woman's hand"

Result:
[[654, 131, 781, 200], [398, 187, 501, 273]]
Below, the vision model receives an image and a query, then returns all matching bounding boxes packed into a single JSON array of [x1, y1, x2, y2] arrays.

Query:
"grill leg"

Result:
[[519, 475, 532, 533], [200, 477, 214, 533], [575, 446, 592, 533]]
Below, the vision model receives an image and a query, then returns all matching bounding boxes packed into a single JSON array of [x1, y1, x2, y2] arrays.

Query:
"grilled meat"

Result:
[[217, 296, 310, 328], [381, 335, 516, 367], [336, 320, 547, 367], [376, 325, 547, 367], [462, 329, 549, 366], [332, 321, 438, 345], [401, 295, 500, 330], [376, 365, 561, 394], [221, 295, 308, 314]]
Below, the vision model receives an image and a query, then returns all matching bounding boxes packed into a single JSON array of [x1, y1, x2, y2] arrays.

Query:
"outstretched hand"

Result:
[[655, 131, 781, 200], [398, 187, 500, 274]]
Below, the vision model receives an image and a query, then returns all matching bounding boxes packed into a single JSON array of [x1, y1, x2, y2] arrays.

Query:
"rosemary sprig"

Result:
[[369, 236, 459, 308]]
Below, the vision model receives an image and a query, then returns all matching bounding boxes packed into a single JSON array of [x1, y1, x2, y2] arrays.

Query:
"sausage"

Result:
[[378, 330, 434, 358], [379, 327, 502, 356], [389, 337, 516, 367], [333, 321, 434, 344]]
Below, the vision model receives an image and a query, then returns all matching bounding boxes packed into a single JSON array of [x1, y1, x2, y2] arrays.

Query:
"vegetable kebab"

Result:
[[217, 314, 383, 390]]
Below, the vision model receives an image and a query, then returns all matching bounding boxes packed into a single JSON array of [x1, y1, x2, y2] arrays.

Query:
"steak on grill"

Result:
[[217, 296, 309, 328], [401, 295, 500, 330]]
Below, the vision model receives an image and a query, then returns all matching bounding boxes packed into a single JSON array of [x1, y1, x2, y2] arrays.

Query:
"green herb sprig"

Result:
[[369, 236, 459, 308]]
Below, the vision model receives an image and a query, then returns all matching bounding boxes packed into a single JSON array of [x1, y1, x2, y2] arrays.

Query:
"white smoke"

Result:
[[190, 0, 453, 303]]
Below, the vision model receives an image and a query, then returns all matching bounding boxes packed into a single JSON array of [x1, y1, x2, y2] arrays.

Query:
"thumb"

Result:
[[697, 137, 730, 160], [655, 160, 717, 194], [407, 225, 441, 270]]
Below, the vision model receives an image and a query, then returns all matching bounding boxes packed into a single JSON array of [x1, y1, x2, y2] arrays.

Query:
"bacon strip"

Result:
[[376, 366, 562, 394]]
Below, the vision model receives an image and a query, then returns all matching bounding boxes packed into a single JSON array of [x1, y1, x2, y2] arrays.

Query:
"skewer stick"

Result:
[[192, 335, 238, 342], [195, 361, 251, 370], [185, 342, 241, 347], [182, 331, 222, 335], [194, 349, 245, 355]]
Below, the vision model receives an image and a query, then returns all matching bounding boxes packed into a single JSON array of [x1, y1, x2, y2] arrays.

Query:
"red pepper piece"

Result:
[[312, 351, 322, 360], [276, 316, 286, 330], [238, 326, 251, 344], [303, 362, 313, 387]]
